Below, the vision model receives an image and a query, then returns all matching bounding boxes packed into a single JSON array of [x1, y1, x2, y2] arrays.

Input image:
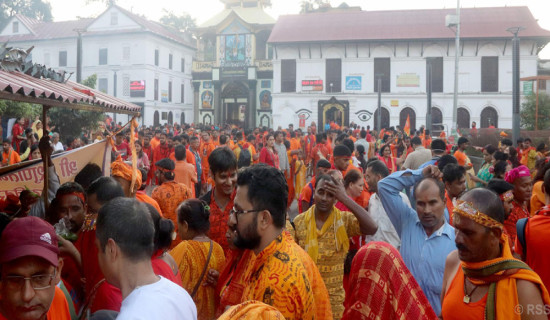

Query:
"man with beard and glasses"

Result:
[[292, 173, 378, 319], [441, 189, 550, 319], [227, 164, 332, 320], [200, 147, 238, 255], [378, 165, 456, 316]]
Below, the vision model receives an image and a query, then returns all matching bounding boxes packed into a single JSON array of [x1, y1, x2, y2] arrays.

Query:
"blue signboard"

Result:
[[346, 76, 362, 90]]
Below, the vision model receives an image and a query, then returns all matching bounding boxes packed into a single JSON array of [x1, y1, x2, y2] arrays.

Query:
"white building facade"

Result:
[[268, 6, 550, 132], [0, 5, 195, 127]]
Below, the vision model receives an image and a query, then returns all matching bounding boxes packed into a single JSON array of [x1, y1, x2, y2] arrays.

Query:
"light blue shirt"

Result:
[[378, 169, 456, 316]]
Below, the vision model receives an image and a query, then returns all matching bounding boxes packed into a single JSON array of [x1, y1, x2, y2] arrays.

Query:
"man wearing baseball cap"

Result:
[[0, 216, 71, 320]]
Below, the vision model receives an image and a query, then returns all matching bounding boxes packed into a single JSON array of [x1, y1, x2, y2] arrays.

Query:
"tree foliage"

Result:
[[159, 9, 196, 32], [520, 92, 550, 130], [299, 0, 330, 13], [0, 100, 40, 119], [0, 0, 52, 29], [48, 74, 103, 138]]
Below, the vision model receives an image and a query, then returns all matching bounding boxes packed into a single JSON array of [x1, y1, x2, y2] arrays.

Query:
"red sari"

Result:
[[343, 242, 438, 320], [378, 155, 397, 173]]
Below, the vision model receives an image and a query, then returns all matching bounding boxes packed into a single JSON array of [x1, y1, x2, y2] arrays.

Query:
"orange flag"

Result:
[[404, 114, 410, 136]]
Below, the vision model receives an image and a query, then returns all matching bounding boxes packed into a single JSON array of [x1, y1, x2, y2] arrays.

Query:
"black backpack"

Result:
[[237, 144, 252, 168]]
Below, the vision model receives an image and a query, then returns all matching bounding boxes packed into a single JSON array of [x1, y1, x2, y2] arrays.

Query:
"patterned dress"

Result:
[[170, 240, 226, 320], [292, 207, 361, 319], [476, 163, 494, 187]]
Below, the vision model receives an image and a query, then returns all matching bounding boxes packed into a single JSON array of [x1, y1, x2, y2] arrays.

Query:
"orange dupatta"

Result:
[[461, 233, 550, 320]]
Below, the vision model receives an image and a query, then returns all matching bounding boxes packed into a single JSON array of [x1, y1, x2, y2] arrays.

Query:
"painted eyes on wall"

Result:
[[296, 108, 312, 120], [355, 110, 373, 122]]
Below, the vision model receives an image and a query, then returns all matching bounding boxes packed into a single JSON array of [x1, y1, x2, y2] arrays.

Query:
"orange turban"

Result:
[[111, 159, 142, 186], [218, 301, 284, 320], [500, 131, 508, 137]]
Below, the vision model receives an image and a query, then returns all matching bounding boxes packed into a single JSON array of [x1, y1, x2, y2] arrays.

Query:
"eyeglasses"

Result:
[[3, 270, 56, 290], [229, 207, 262, 217]]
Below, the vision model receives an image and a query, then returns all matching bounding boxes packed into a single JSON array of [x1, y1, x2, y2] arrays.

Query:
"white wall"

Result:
[[271, 39, 540, 130]]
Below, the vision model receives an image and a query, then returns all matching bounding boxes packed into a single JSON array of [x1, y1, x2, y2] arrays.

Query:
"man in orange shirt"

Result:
[[150, 130, 161, 150], [151, 158, 192, 247], [173, 145, 197, 197], [0, 217, 71, 320], [298, 159, 331, 213], [199, 147, 238, 255], [200, 131, 216, 191], [516, 169, 550, 291], [442, 163, 466, 225], [310, 133, 330, 170], [1, 140, 21, 167]]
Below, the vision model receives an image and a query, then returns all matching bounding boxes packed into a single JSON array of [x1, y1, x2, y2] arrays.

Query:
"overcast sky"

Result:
[[48, 0, 550, 58]]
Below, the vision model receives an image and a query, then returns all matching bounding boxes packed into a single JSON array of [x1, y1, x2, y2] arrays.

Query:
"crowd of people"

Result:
[[1, 117, 550, 320]]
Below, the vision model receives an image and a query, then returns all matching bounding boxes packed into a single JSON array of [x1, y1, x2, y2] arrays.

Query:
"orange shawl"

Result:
[[462, 233, 550, 320]]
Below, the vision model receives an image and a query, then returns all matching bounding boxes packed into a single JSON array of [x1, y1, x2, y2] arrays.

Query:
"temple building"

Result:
[[192, 0, 275, 129], [268, 6, 550, 131]]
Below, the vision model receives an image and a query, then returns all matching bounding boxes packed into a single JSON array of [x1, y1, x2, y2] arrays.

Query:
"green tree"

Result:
[[48, 74, 103, 138], [0, 0, 52, 29], [299, 0, 330, 13], [159, 9, 196, 32], [520, 92, 550, 130]]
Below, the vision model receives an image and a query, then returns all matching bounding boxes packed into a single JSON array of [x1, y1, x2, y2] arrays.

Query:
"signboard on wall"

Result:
[[396, 73, 420, 87], [130, 80, 145, 97], [161, 90, 168, 103], [345, 76, 361, 90], [391, 100, 399, 107], [302, 80, 323, 91]]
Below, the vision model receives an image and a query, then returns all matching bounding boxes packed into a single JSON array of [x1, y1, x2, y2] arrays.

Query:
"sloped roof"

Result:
[[199, 6, 276, 29], [0, 18, 93, 42], [111, 5, 194, 48], [268, 6, 550, 43], [0, 6, 194, 49], [0, 70, 141, 115]]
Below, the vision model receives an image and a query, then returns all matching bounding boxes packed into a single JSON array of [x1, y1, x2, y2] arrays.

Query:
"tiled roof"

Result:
[[0, 6, 194, 49], [268, 6, 550, 43], [199, 6, 276, 29], [0, 70, 142, 115], [0, 18, 93, 42]]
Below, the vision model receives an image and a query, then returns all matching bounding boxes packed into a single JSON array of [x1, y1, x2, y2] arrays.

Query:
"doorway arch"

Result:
[[400, 107, 416, 134], [373, 107, 390, 131], [153, 111, 160, 127], [457, 107, 470, 129], [480, 106, 498, 128]]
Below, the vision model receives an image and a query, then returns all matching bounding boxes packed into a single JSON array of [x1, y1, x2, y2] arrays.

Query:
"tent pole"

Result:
[[42, 105, 50, 212]]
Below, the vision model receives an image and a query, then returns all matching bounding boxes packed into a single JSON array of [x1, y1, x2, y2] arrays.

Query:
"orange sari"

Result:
[[170, 240, 226, 320]]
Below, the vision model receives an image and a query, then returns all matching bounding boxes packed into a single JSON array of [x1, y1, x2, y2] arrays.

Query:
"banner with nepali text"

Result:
[[0, 140, 111, 200]]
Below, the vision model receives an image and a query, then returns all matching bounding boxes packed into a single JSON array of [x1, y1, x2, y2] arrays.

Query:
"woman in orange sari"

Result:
[[343, 242, 438, 320], [170, 199, 226, 320]]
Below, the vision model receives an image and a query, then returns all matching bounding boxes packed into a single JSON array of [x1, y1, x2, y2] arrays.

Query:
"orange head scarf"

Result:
[[111, 158, 142, 186], [218, 301, 284, 320]]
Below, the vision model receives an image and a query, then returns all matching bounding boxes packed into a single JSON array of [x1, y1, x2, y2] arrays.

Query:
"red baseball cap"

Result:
[[0, 216, 59, 266]]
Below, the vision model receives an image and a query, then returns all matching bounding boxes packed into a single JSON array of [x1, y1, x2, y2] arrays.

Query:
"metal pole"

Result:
[[42, 105, 50, 212], [510, 28, 523, 146], [114, 71, 117, 124], [76, 31, 82, 83], [451, 0, 460, 138], [427, 60, 432, 133], [377, 78, 381, 131], [535, 79, 539, 130]]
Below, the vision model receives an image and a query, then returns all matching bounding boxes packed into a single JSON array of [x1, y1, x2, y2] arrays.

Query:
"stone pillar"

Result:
[[192, 81, 200, 124], [213, 81, 222, 126], [247, 80, 257, 130]]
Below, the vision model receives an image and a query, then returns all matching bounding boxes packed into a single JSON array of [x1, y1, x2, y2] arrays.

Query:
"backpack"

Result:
[[516, 217, 529, 259], [237, 144, 252, 168]]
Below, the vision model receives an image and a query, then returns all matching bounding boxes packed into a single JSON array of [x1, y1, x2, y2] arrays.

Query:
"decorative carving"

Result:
[[0, 43, 69, 83]]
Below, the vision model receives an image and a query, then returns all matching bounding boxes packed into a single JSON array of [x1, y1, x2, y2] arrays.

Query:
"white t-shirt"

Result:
[[117, 276, 197, 320], [53, 141, 64, 152]]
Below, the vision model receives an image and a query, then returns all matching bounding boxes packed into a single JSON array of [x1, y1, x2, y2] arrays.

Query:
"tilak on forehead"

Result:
[[453, 200, 503, 229]]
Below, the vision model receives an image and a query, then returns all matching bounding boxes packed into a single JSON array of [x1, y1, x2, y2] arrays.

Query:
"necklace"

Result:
[[463, 279, 479, 304]]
